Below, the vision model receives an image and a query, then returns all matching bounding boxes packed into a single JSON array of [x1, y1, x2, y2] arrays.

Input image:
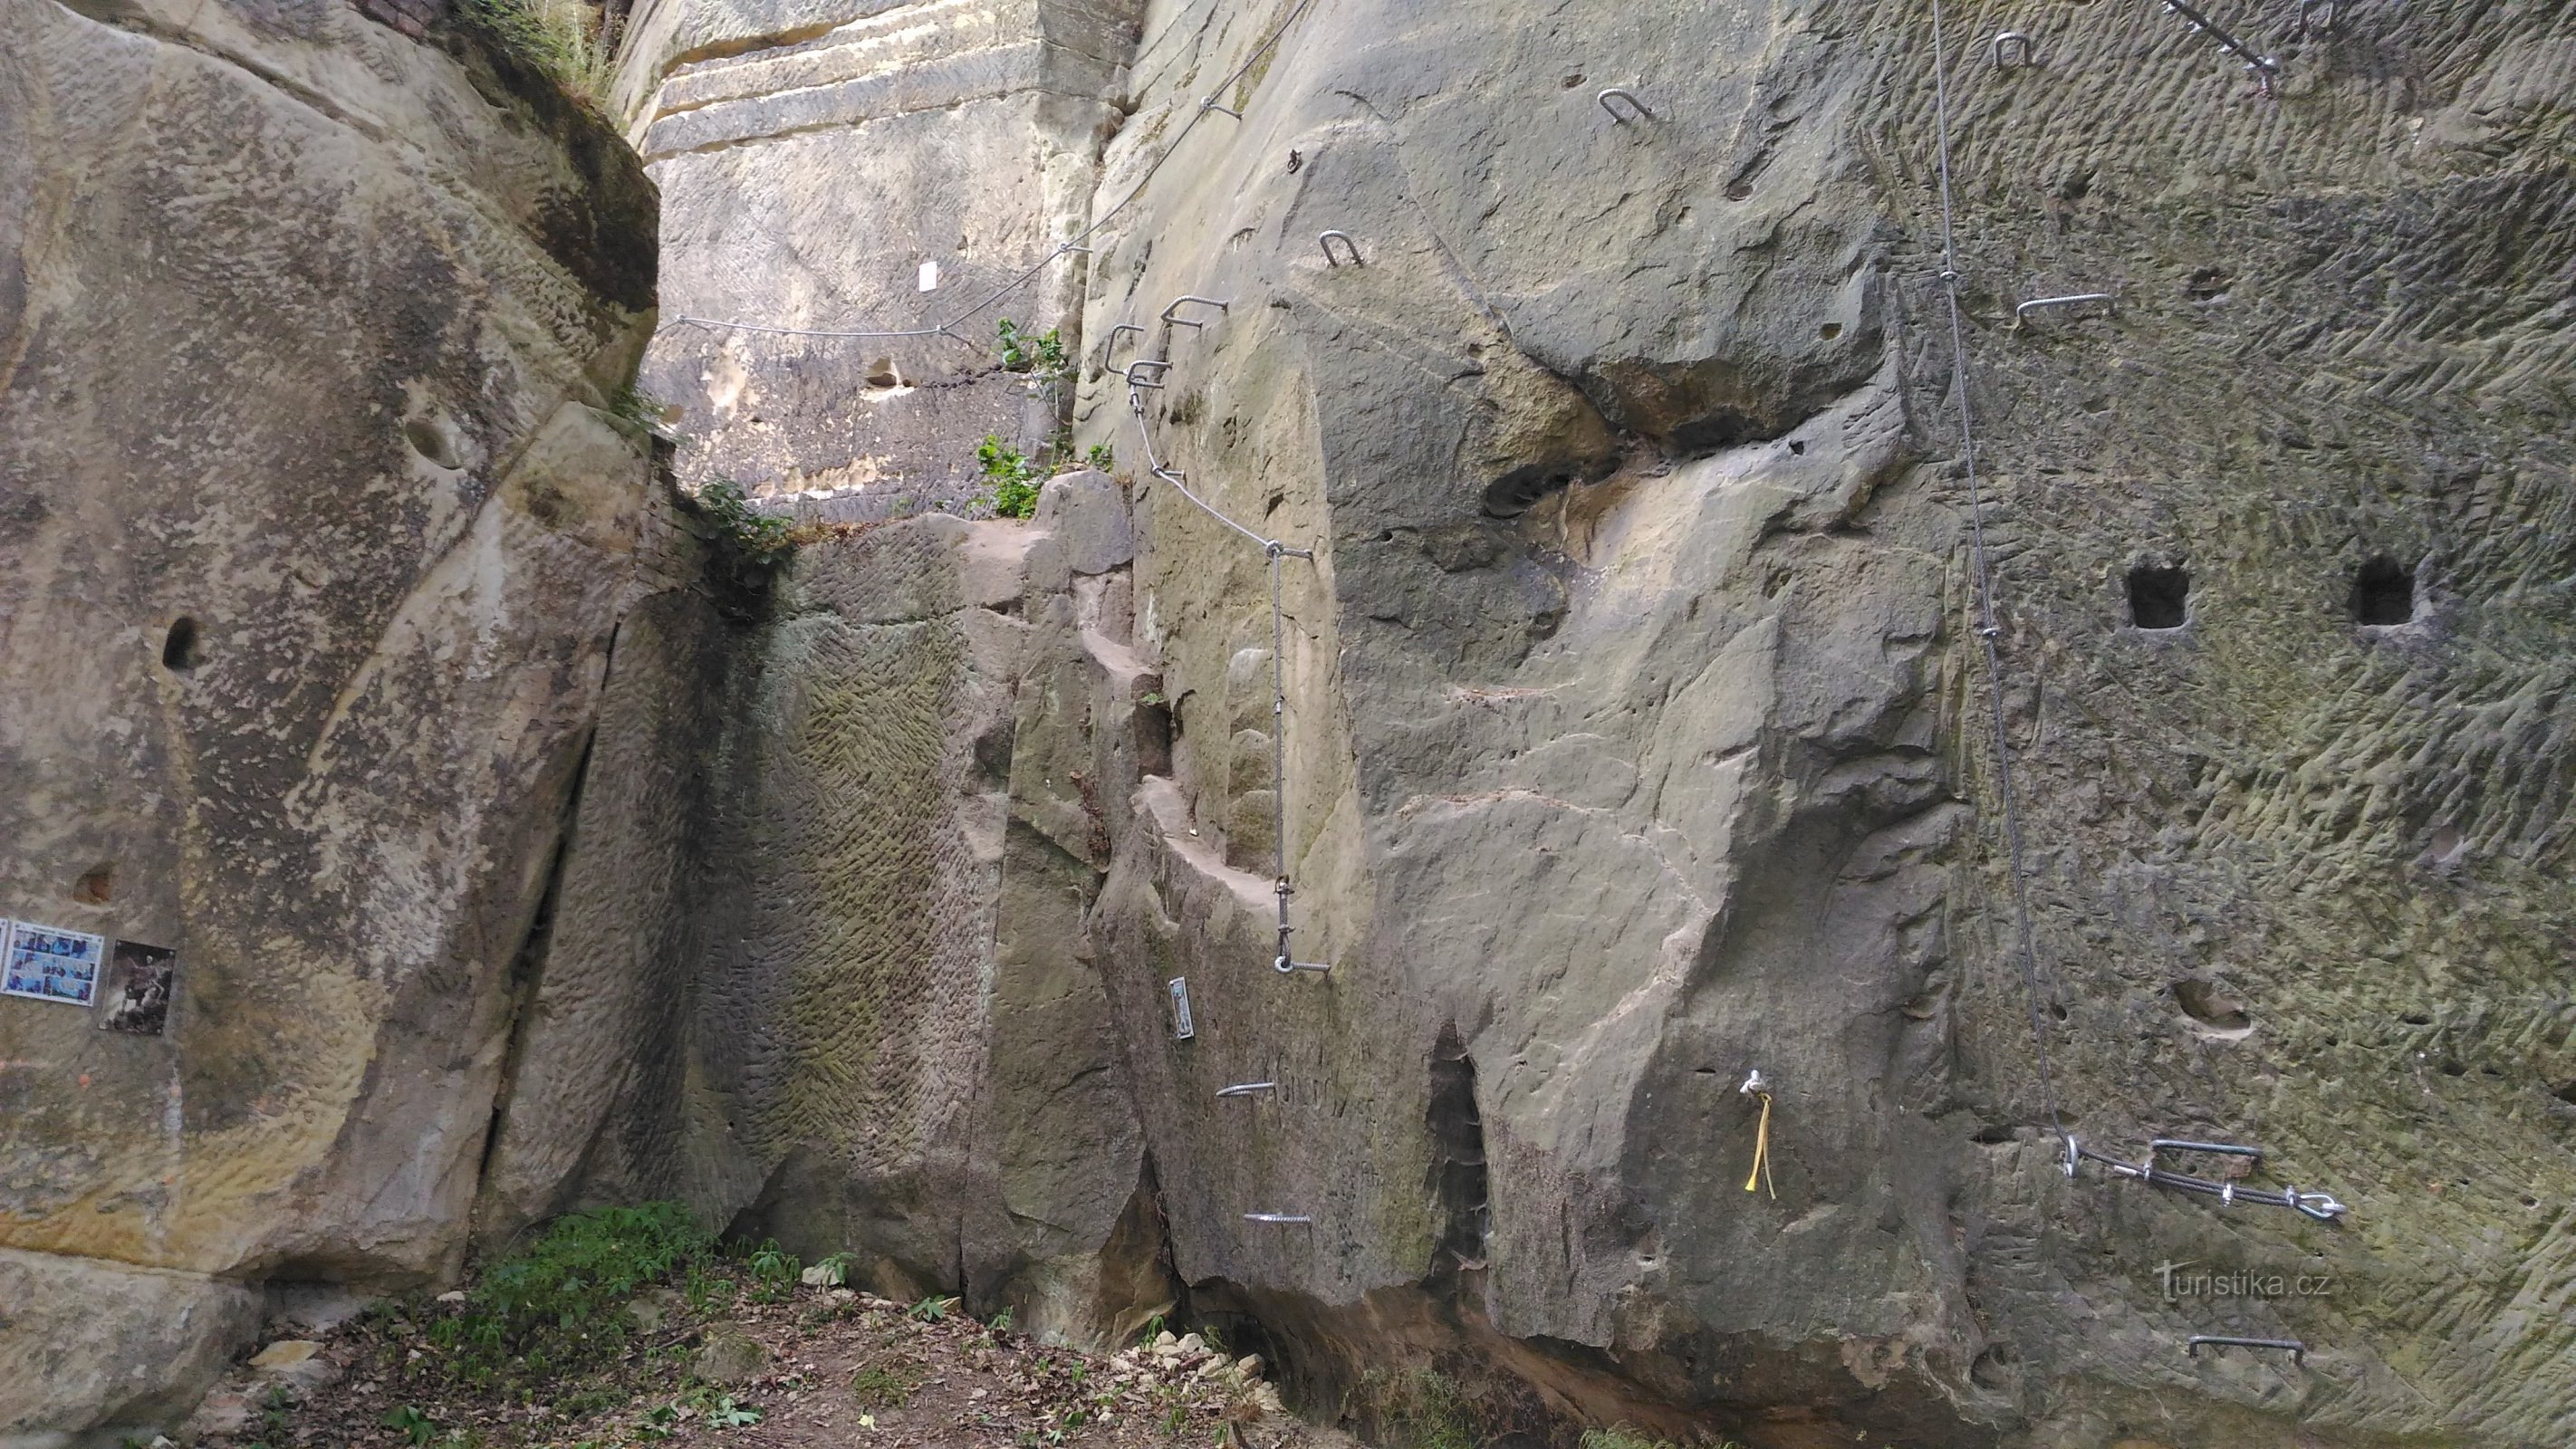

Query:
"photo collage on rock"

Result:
[[0, 919, 178, 1034]]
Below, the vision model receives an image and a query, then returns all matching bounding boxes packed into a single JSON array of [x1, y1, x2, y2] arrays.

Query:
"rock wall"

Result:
[[615, 0, 1141, 502], [552, 0, 2576, 1446], [0, 0, 658, 1441], [1052, 0, 2576, 1444]]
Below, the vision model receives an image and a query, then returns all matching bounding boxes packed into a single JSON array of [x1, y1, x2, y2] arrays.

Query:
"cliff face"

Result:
[[0, 0, 658, 1440], [11, 0, 2572, 1444], [545, 0, 2576, 1444]]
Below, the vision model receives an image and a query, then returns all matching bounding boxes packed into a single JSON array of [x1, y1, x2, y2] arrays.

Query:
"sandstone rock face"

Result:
[[1053, 1, 2576, 1443], [483, 482, 1164, 1343], [0, 0, 656, 1441], [616, 0, 1139, 502], [560, 0, 2576, 1445]]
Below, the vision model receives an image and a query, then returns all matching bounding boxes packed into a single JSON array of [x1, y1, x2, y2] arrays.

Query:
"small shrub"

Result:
[[908, 1294, 957, 1322], [1085, 442, 1114, 472], [693, 475, 794, 561], [608, 384, 670, 437], [809, 1250, 859, 1288], [1372, 1368, 1473, 1449], [386, 1406, 437, 1447], [988, 1306, 1014, 1332], [995, 319, 1069, 379], [972, 437, 1043, 519]]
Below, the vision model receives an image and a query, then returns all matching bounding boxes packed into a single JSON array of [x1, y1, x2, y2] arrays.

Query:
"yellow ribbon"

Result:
[[1744, 1089, 1776, 1198]]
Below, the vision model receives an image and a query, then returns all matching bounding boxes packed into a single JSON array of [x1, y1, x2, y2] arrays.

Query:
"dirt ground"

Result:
[[183, 1271, 1353, 1449]]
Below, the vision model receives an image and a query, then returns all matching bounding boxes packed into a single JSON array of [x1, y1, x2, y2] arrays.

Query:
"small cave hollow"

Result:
[[2350, 554, 2415, 626], [72, 863, 113, 906], [2174, 978, 2251, 1031], [1481, 466, 1575, 519], [1135, 688, 1174, 778], [161, 616, 203, 671], [2127, 563, 2189, 630]]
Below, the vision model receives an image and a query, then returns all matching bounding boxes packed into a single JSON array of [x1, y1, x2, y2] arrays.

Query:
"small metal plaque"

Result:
[[1168, 976, 1196, 1040]]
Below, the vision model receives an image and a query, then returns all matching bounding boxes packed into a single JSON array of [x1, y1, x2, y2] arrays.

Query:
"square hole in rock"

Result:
[[2127, 564, 2189, 629], [2350, 555, 2414, 625]]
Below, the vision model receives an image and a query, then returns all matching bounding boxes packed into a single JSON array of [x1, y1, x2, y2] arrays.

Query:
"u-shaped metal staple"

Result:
[[2187, 1336, 2306, 1367], [2298, 0, 2337, 34], [1243, 1214, 1313, 1224], [1201, 96, 1243, 119], [1597, 87, 1649, 124], [1161, 295, 1232, 328], [2014, 292, 2117, 327], [1991, 31, 2037, 68], [1102, 322, 1145, 365], [1319, 231, 1362, 267], [1216, 1082, 1276, 1098], [1124, 358, 1174, 389]]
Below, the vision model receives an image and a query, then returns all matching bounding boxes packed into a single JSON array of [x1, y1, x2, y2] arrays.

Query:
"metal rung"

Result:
[[1217, 1082, 1276, 1098], [1201, 97, 1243, 119], [2015, 292, 2117, 325], [1124, 359, 1173, 389], [1319, 230, 1362, 267], [1168, 977, 1197, 1040], [1243, 1213, 1312, 1224], [1161, 295, 1231, 328], [1991, 31, 2036, 68], [1597, 87, 1649, 123], [2187, 1335, 2305, 1367], [1274, 956, 1332, 974], [1103, 322, 1144, 364]]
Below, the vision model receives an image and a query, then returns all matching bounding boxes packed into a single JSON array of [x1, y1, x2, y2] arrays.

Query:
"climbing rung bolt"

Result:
[[1161, 295, 1232, 329], [2015, 293, 2117, 327], [1597, 87, 1649, 123], [1168, 977, 1197, 1040], [2187, 1335, 2305, 1367]]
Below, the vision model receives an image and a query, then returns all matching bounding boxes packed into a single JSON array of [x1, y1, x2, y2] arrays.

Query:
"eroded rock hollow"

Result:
[[5, 0, 2574, 1445]]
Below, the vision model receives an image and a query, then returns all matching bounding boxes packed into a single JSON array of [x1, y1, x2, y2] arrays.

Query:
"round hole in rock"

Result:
[[2128, 564, 2189, 629], [72, 863, 112, 906], [2350, 554, 2414, 625], [2174, 978, 2250, 1030], [161, 617, 202, 671], [402, 417, 461, 468]]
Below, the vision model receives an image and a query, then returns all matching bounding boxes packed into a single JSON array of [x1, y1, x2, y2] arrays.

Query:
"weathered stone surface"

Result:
[[0, 0, 656, 1438], [616, 0, 1138, 502], [691, 1325, 770, 1384], [1036, 0, 2576, 1444]]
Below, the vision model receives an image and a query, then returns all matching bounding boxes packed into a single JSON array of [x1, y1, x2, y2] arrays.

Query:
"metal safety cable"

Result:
[[1927, 0, 2070, 1145], [1124, 375, 1328, 973]]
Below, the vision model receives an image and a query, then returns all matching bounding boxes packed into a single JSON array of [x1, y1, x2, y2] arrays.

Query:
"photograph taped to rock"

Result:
[[1, 920, 106, 1007], [101, 940, 177, 1035]]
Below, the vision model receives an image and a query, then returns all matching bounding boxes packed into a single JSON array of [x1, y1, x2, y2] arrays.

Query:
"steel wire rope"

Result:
[[666, 0, 1326, 349], [1124, 379, 1324, 972], [1927, 0, 2070, 1146]]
